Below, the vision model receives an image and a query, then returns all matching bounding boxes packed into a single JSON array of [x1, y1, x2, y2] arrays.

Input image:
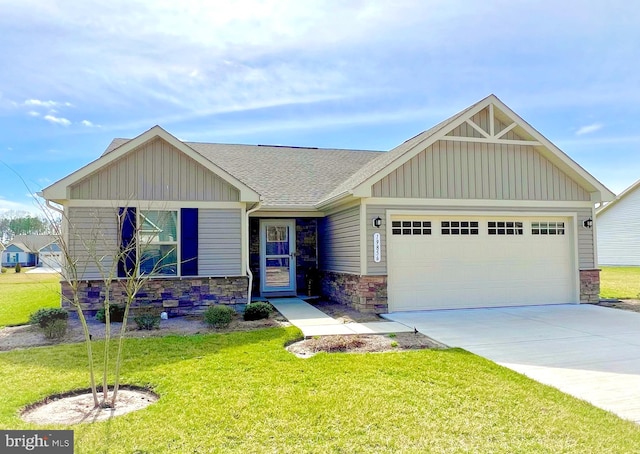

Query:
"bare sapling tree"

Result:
[[40, 199, 177, 409]]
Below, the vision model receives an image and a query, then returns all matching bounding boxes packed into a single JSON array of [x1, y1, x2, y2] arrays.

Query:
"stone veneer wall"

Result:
[[61, 276, 248, 317], [321, 271, 387, 313], [579, 269, 600, 303]]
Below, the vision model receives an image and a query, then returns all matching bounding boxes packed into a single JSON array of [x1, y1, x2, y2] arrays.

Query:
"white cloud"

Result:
[[81, 119, 100, 127], [576, 123, 603, 136], [27, 111, 40, 117], [24, 99, 71, 108], [0, 196, 41, 215], [43, 114, 71, 126]]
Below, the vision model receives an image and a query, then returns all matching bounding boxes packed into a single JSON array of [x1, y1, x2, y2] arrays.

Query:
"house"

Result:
[[41, 94, 614, 315], [596, 180, 640, 265], [0, 235, 60, 268]]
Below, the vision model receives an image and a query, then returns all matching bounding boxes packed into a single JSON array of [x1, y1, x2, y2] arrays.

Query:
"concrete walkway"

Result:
[[268, 298, 413, 338], [384, 304, 640, 424]]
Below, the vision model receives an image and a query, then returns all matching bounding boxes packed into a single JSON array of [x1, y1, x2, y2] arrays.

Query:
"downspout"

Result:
[[245, 200, 263, 305]]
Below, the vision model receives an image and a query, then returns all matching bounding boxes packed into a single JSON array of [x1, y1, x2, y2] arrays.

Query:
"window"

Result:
[[392, 220, 432, 235], [532, 221, 565, 235], [139, 210, 178, 276], [441, 221, 479, 235], [488, 221, 523, 235]]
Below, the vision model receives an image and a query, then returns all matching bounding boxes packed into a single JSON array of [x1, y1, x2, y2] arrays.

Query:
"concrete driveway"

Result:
[[383, 304, 640, 423]]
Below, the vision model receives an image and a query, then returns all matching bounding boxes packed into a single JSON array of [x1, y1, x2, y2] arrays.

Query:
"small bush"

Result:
[[1, 267, 7, 273], [134, 307, 161, 330], [95, 304, 126, 323], [203, 305, 235, 328], [29, 308, 68, 328], [14, 263, 21, 273], [243, 302, 272, 321], [43, 319, 68, 339]]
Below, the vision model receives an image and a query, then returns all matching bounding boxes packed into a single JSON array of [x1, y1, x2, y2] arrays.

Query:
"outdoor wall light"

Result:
[[583, 218, 593, 229], [373, 216, 382, 228]]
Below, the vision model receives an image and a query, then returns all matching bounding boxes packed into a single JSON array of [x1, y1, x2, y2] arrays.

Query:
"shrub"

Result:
[[29, 308, 68, 328], [1, 267, 7, 273], [134, 307, 161, 330], [14, 263, 21, 273], [243, 302, 272, 321], [203, 305, 235, 328], [95, 304, 126, 323], [43, 319, 68, 339]]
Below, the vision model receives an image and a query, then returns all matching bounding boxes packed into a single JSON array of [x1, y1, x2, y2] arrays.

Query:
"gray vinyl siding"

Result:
[[70, 138, 240, 201], [67, 207, 119, 280], [366, 205, 594, 275], [319, 205, 361, 274], [372, 140, 590, 201], [198, 209, 243, 276], [597, 189, 640, 265]]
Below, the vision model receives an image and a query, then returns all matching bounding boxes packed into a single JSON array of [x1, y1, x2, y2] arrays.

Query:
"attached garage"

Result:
[[39, 251, 63, 268], [387, 214, 577, 311]]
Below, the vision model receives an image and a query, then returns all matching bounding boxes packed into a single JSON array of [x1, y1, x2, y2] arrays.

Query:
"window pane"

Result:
[[141, 211, 177, 243], [140, 244, 177, 276]]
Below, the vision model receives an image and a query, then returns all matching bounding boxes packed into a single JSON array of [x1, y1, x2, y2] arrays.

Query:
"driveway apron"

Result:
[[384, 304, 640, 423]]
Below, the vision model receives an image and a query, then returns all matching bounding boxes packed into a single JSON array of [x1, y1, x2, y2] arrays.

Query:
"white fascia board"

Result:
[[42, 126, 261, 203]]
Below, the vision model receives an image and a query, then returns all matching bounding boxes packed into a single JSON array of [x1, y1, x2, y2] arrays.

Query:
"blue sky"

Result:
[[1, 0, 639, 214]]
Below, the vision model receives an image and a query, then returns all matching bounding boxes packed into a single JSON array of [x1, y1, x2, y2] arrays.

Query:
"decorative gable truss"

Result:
[[343, 95, 614, 204], [445, 103, 540, 145]]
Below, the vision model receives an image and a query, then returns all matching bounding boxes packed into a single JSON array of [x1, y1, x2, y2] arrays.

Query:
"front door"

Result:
[[260, 220, 296, 296]]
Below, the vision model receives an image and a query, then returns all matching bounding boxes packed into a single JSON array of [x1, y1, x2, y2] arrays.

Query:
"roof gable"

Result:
[[320, 94, 615, 205], [5, 243, 27, 253], [43, 126, 260, 203], [597, 179, 640, 216], [69, 137, 241, 202]]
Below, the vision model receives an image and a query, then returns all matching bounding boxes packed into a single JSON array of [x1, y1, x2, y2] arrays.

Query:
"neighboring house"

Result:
[[597, 180, 640, 265], [41, 94, 614, 315], [0, 235, 60, 268]]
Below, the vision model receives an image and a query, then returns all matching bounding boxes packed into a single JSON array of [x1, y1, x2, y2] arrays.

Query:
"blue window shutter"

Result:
[[181, 208, 198, 276], [118, 207, 137, 278]]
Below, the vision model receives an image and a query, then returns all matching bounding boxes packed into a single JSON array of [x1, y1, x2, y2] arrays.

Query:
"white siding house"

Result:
[[597, 180, 640, 266]]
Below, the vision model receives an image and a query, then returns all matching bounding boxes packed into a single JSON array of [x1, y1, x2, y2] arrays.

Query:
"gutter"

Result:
[[245, 200, 263, 305]]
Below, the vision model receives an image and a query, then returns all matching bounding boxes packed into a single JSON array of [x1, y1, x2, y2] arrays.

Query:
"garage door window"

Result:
[[488, 221, 523, 235], [392, 220, 432, 235], [532, 221, 565, 235], [441, 221, 479, 235]]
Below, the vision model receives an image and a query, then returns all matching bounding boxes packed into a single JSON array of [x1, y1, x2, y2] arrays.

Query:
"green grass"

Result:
[[1, 328, 638, 453], [600, 266, 640, 299], [0, 271, 60, 327]]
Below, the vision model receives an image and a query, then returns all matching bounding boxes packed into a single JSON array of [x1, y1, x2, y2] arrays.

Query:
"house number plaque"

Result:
[[373, 232, 381, 263]]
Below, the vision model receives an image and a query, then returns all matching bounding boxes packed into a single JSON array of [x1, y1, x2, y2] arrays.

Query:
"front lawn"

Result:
[[600, 266, 640, 299], [0, 328, 638, 452], [0, 271, 60, 327]]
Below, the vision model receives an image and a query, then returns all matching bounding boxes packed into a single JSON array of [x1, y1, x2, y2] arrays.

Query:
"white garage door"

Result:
[[39, 252, 62, 268], [388, 215, 577, 311]]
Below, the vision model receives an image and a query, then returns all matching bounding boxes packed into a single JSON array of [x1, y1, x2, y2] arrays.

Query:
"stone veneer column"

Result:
[[320, 271, 388, 314], [579, 269, 600, 303]]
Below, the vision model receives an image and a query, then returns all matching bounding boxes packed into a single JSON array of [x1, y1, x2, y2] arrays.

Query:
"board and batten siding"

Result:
[[371, 140, 590, 201], [366, 205, 594, 275], [319, 205, 361, 274], [198, 209, 243, 276], [67, 207, 119, 280], [597, 188, 640, 265], [70, 138, 240, 202]]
